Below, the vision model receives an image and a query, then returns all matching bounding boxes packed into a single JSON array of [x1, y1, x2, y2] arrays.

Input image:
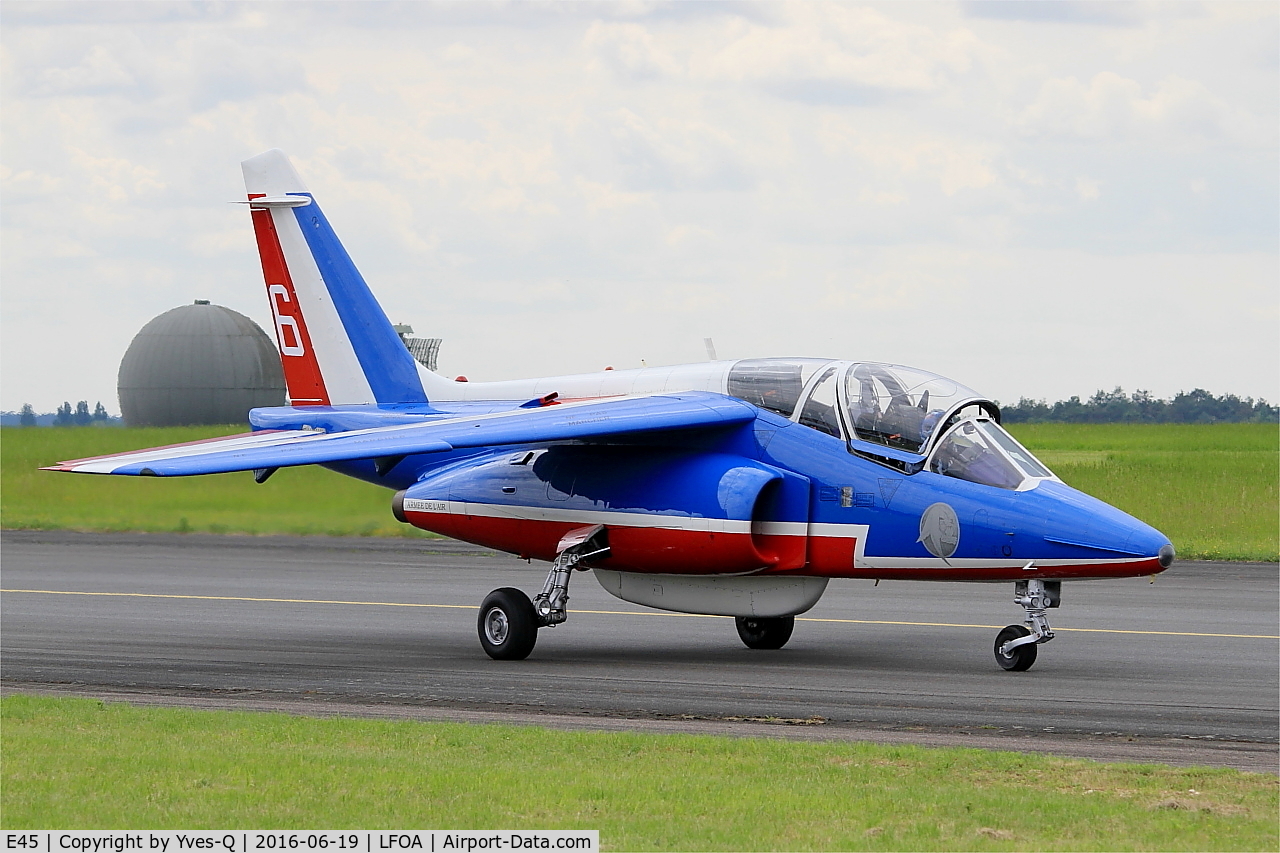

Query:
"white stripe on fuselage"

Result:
[[403, 498, 764, 535], [418, 361, 742, 404]]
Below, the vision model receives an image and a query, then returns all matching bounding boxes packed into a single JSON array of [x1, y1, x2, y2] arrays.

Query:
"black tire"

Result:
[[478, 588, 538, 660], [735, 615, 795, 650], [994, 624, 1037, 671]]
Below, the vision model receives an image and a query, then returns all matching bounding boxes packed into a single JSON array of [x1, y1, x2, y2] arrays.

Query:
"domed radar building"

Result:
[[118, 301, 286, 427]]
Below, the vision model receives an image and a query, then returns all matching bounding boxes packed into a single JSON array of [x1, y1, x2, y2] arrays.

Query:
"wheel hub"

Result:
[[484, 607, 509, 645]]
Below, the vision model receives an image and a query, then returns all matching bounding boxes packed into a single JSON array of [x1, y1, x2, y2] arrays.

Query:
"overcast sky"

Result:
[[3, 1, 1277, 415]]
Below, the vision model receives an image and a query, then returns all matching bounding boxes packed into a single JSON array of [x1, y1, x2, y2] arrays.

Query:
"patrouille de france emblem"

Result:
[[919, 502, 960, 559]]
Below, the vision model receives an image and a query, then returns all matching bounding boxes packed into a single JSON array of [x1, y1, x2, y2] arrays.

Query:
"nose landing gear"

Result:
[[994, 578, 1059, 671]]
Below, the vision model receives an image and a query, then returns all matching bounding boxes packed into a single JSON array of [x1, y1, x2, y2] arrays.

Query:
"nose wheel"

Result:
[[993, 578, 1059, 671], [994, 624, 1036, 671]]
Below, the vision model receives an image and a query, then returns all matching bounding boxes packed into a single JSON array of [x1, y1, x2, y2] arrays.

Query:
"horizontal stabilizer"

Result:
[[46, 392, 757, 477], [234, 196, 312, 209]]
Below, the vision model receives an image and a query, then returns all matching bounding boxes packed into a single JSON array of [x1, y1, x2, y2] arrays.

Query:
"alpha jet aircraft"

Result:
[[48, 150, 1175, 671]]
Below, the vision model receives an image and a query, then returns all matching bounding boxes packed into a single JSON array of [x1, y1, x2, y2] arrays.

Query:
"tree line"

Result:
[[19, 401, 112, 427], [999, 388, 1278, 424]]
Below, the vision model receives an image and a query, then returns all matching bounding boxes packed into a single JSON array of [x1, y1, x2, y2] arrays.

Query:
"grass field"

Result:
[[2, 423, 1276, 560], [3, 695, 1276, 849]]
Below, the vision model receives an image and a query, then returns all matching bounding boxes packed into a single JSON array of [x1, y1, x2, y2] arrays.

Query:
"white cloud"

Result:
[[818, 121, 1002, 196], [701, 5, 979, 91], [1075, 177, 1101, 200], [33, 43, 137, 95], [574, 177, 653, 214], [961, 1, 1149, 27], [584, 21, 682, 81], [599, 107, 755, 192], [1017, 71, 1255, 144], [443, 43, 476, 63], [67, 148, 166, 202]]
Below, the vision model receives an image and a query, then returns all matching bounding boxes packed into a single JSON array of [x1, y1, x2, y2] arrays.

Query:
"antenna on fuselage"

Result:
[[704, 338, 718, 361]]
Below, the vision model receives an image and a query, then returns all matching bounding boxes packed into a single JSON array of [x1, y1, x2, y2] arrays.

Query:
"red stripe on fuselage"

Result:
[[403, 510, 774, 574], [249, 197, 329, 406], [403, 509, 1165, 581]]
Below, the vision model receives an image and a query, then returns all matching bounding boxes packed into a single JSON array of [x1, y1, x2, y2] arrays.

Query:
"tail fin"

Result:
[[242, 149, 427, 406]]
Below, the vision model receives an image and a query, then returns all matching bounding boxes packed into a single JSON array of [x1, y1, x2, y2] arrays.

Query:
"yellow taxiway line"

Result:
[[4, 588, 1277, 640]]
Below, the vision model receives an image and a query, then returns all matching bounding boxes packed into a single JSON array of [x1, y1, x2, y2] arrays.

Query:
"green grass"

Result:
[[3, 695, 1276, 849], [0, 425, 435, 538], [3, 424, 1276, 559], [1007, 424, 1278, 562]]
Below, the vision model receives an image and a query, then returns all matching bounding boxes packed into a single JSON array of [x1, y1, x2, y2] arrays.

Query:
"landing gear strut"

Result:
[[477, 525, 610, 661], [994, 578, 1059, 671]]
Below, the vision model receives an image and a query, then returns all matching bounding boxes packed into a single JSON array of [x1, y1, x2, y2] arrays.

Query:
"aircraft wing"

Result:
[[44, 392, 757, 477]]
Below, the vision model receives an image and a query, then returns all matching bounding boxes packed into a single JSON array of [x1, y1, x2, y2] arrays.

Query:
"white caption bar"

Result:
[[4, 833, 598, 853]]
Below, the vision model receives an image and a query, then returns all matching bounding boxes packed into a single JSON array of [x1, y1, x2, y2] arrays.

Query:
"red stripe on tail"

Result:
[[249, 197, 329, 406]]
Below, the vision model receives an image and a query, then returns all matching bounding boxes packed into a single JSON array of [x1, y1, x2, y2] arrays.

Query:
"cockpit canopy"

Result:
[[726, 358, 1057, 491], [726, 358, 834, 419], [844, 362, 987, 454], [929, 418, 1054, 490]]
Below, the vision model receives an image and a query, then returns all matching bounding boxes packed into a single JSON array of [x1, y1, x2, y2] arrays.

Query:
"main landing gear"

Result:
[[994, 578, 1059, 671], [477, 526, 610, 661], [735, 616, 795, 650]]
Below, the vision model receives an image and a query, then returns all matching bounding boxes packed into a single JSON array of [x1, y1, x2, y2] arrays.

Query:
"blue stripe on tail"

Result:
[[291, 194, 428, 404]]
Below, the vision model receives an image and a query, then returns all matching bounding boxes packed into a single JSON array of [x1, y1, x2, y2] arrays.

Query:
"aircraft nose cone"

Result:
[[1031, 480, 1174, 573]]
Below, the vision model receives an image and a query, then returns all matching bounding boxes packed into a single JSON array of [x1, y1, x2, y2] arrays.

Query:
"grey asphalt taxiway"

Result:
[[2, 530, 1276, 772]]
